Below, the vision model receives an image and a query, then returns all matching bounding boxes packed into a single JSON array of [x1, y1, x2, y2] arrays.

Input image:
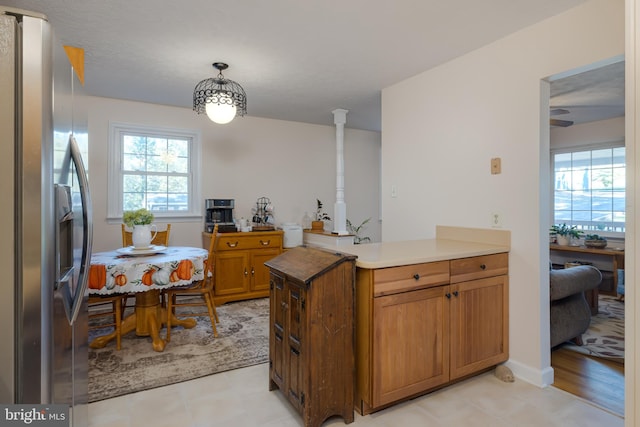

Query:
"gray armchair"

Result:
[[550, 265, 602, 348]]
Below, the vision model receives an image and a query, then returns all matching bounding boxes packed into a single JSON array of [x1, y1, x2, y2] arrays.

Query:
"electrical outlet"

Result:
[[491, 212, 502, 228]]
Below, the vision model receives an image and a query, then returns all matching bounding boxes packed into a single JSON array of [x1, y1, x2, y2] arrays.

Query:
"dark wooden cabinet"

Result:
[[266, 246, 356, 427]]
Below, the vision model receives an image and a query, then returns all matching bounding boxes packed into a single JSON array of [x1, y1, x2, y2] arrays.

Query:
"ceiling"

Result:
[[4, 0, 621, 132], [550, 60, 625, 127]]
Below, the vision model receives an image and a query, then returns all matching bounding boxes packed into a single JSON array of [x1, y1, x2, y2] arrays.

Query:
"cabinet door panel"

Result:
[[372, 286, 449, 407], [215, 251, 249, 295], [286, 283, 304, 412], [270, 273, 285, 390], [251, 248, 281, 292], [450, 275, 508, 379]]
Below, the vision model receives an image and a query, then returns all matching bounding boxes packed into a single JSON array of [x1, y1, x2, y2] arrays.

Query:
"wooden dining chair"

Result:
[[119, 223, 173, 315], [88, 294, 123, 350], [121, 223, 172, 247], [165, 224, 220, 341]]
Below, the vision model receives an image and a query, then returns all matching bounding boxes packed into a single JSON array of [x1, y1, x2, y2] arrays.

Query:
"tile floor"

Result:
[[88, 363, 623, 427]]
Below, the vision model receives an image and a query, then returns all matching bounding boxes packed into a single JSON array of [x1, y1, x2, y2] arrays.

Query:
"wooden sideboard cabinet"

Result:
[[265, 246, 356, 427], [203, 230, 283, 305], [355, 252, 509, 414]]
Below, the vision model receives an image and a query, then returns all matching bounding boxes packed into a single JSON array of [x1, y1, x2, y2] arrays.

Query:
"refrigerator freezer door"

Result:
[[52, 39, 91, 426]]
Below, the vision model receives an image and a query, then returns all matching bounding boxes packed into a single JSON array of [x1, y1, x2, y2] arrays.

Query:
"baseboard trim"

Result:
[[505, 359, 554, 387]]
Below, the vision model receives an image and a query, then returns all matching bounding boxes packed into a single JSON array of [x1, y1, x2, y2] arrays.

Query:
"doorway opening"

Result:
[[544, 57, 625, 416]]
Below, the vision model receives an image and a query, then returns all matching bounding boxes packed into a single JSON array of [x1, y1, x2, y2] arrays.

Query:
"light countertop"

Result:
[[315, 226, 511, 269], [334, 239, 508, 269]]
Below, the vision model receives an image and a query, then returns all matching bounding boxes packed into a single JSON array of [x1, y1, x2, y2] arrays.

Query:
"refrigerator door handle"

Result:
[[68, 135, 93, 325]]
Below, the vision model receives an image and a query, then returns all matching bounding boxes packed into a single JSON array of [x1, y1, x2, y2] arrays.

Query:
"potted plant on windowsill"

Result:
[[123, 208, 156, 248], [312, 199, 331, 231], [550, 223, 582, 246], [584, 234, 608, 248]]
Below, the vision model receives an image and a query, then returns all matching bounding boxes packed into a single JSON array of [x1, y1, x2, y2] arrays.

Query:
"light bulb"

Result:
[[206, 101, 237, 124]]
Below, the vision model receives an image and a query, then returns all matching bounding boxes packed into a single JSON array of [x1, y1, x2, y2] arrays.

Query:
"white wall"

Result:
[[381, 0, 624, 386], [86, 96, 381, 252], [551, 116, 625, 149]]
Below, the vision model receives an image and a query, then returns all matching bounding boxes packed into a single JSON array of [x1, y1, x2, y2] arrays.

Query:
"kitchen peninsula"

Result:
[[324, 226, 511, 415]]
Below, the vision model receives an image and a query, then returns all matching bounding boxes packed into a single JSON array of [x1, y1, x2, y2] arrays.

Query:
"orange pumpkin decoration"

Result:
[[88, 265, 106, 290], [176, 260, 194, 280], [170, 270, 180, 282], [142, 268, 156, 286], [114, 274, 127, 286]]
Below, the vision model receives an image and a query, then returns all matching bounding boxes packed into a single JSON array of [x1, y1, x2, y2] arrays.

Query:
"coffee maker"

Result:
[[205, 199, 235, 232]]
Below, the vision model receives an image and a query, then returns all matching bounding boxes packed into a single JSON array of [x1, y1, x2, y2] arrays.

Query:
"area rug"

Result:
[[562, 295, 624, 363], [88, 297, 269, 402]]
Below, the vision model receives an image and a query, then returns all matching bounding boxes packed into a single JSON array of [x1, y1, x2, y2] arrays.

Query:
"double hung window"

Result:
[[108, 123, 201, 221], [552, 144, 625, 234]]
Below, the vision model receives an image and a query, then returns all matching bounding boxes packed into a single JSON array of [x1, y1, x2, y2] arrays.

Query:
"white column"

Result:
[[332, 109, 348, 235]]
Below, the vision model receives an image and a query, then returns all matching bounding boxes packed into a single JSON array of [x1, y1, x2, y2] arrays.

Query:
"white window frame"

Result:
[[107, 122, 202, 223], [551, 140, 625, 238]]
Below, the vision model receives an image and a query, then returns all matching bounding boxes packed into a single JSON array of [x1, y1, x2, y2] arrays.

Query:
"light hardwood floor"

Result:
[[551, 346, 624, 417]]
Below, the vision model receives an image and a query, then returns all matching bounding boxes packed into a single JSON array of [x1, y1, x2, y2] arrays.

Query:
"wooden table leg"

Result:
[[90, 289, 197, 352], [89, 311, 136, 349], [165, 311, 197, 330], [134, 290, 166, 351]]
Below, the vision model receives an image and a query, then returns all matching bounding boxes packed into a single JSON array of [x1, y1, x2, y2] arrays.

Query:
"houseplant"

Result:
[[550, 223, 582, 246], [123, 208, 156, 248], [312, 199, 331, 231], [123, 208, 154, 228], [346, 218, 371, 244], [584, 234, 607, 248]]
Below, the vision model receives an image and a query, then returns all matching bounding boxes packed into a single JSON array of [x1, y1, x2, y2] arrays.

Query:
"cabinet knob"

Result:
[[281, 301, 288, 310], [226, 241, 239, 248], [244, 268, 248, 276], [260, 239, 271, 246], [445, 293, 451, 299], [480, 264, 487, 270], [453, 291, 459, 297], [251, 267, 255, 276], [413, 273, 420, 280]]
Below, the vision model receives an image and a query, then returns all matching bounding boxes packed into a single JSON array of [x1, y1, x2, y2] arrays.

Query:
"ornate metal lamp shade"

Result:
[[193, 62, 247, 124]]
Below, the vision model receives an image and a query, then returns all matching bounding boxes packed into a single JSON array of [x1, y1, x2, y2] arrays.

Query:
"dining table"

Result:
[[88, 245, 208, 352]]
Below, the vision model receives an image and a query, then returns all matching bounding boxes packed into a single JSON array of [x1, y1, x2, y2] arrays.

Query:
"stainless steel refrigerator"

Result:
[[0, 7, 92, 426]]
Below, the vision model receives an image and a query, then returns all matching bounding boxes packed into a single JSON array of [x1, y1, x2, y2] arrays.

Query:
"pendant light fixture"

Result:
[[193, 62, 247, 124]]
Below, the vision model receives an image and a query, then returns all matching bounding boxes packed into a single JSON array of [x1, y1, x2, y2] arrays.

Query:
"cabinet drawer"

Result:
[[373, 261, 449, 297], [217, 233, 283, 251], [450, 253, 508, 283]]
